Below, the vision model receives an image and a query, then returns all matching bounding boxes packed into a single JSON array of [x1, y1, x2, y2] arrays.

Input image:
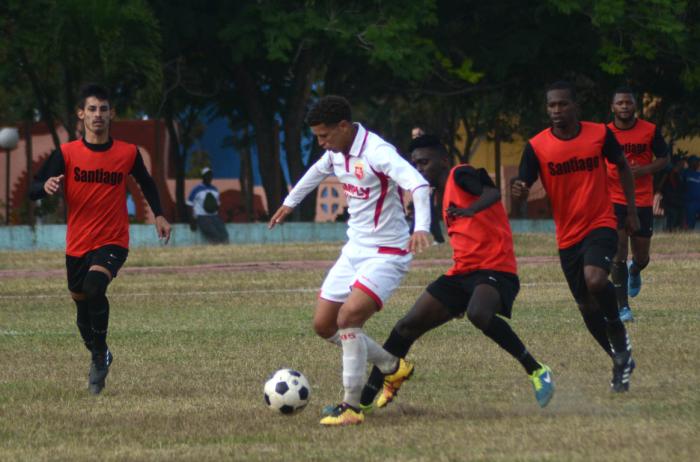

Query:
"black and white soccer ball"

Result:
[[263, 368, 310, 415]]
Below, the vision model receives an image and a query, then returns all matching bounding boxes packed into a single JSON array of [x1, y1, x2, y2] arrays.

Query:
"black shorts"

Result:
[[426, 270, 520, 319], [613, 203, 654, 238], [558, 227, 617, 304], [66, 245, 128, 293]]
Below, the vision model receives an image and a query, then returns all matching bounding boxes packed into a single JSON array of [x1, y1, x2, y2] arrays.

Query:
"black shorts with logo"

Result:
[[426, 270, 520, 319], [66, 245, 128, 293], [558, 227, 617, 304], [613, 203, 654, 238]]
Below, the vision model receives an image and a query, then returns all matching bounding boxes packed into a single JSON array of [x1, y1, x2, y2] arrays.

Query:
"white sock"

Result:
[[363, 334, 398, 374], [325, 331, 341, 346], [339, 327, 366, 408]]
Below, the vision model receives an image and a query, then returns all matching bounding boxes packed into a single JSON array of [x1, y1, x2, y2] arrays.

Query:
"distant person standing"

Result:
[[29, 83, 171, 395], [658, 155, 686, 231], [683, 155, 700, 230], [187, 167, 229, 244], [512, 81, 639, 393], [605, 87, 669, 322]]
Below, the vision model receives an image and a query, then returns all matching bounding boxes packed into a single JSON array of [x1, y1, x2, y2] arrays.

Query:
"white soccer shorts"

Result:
[[319, 241, 413, 309]]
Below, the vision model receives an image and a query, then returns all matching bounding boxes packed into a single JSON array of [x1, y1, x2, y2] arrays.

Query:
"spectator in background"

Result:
[[683, 155, 700, 230], [658, 155, 685, 232], [411, 126, 425, 139], [187, 167, 229, 244]]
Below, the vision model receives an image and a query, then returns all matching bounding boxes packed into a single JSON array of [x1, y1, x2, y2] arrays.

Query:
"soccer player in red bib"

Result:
[[359, 135, 555, 411], [606, 87, 669, 322], [512, 81, 640, 392], [30, 84, 171, 394]]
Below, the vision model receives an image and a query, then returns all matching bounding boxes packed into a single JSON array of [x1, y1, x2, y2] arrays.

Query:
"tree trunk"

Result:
[[164, 115, 187, 221], [232, 65, 280, 216], [494, 119, 502, 190], [283, 49, 318, 221], [24, 119, 35, 226]]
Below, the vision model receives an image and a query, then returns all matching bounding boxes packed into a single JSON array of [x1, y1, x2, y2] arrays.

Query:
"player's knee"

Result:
[[312, 318, 336, 339], [82, 271, 110, 301], [466, 306, 491, 331], [584, 273, 608, 293], [70, 291, 86, 301]]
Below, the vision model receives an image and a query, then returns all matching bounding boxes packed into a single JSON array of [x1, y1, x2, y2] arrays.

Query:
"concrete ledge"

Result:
[[0, 218, 666, 251]]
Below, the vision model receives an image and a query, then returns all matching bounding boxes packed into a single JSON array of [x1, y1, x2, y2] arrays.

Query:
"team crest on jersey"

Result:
[[354, 161, 364, 180]]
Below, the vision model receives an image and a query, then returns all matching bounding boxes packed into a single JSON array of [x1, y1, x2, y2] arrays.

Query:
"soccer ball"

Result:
[[263, 369, 310, 414]]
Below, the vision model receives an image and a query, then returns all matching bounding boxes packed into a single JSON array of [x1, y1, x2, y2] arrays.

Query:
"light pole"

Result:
[[0, 127, 20, 225]]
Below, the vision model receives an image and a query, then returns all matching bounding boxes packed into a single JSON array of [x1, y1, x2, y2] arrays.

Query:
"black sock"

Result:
[[611, 261, 629, 308], [483, 316, 540, 375], [359, 328, 415, 407], [580, 306, 613, 357], [360, 366, 384, 406], [592, 282, 629, 355], [90, 296, 110, 353], [383, 328, 415, 358], [74, 299, 94, 352]]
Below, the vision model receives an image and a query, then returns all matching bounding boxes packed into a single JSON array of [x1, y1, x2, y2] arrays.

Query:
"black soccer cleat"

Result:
[[88, 349, 113, 395], [610, 351, 635, 393]]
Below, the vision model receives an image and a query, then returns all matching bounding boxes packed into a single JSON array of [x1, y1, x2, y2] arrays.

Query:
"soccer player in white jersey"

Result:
[[269, 95, 432, 426]]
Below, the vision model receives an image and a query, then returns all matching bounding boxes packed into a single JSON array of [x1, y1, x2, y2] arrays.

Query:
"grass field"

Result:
[[1, 233, 699, 461]]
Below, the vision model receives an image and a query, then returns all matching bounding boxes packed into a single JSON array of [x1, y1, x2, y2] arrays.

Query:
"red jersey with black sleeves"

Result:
[[443, 165, 517, 275], [519, 122, 623, 249], [606, 119, 667, 207], [62, 139, 137, 256]]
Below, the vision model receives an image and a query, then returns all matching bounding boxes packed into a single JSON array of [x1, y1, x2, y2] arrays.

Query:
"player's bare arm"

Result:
[[447, 186, 501, 217], [630, 155, 670, 178], [616, 157, 641, 234], [268, 205, 294, 229]]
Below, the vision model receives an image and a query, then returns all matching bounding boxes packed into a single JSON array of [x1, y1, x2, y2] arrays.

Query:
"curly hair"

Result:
[[305, 95, 352, 126], [408, 134, 447, 157]]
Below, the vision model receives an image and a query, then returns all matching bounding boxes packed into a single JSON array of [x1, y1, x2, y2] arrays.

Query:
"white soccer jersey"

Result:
[[284, 123, 430, 248]]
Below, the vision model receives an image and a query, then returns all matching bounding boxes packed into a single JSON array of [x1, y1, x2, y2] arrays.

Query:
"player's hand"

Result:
[[511, 179, 529, 200], [630, 164, 644, 178], [446, 205, 475, 217], [625, 212, 640, 235], [44, 174, 64, 195], [268, 205, 293, 229], [409, 230, 431, 254], [155, 215, 172, 244]]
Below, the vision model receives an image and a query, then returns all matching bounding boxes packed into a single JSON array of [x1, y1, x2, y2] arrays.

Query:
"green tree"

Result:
[[1, 0, 162, 149]]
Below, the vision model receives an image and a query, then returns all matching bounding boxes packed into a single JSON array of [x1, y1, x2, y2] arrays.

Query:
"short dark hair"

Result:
[[77, 83, 111, 108], [612, 85, 636, 101], [305, 95, 352, 126], [546, 80, 576, 101], [409, 134, 448, 157]]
